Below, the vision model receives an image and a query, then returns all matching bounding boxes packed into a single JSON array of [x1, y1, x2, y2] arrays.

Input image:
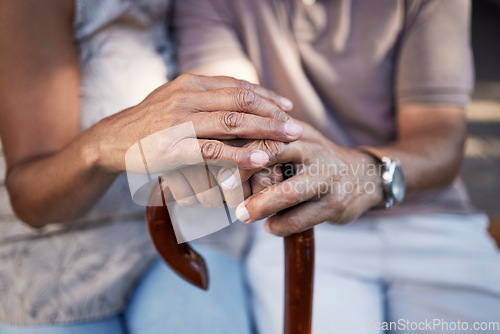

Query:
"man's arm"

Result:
[[232, 102, 466, 235], [174, 0, 473, 235], [374, 104, 466, 192], [174, 0, 259, 84]]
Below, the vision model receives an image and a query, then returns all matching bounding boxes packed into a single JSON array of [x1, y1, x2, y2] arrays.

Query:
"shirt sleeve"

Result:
[[396, 0, 474, 107], [173, 0, 248, 73]]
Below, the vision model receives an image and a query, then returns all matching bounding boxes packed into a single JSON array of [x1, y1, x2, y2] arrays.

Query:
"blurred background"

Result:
[[0, 0, 499, 238], [462, 0, 500, 241]]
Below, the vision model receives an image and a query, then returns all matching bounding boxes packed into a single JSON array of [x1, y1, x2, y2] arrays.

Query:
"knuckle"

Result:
[[221, 112, 244, 133], [266, 118, 283, 134], [331, 213, 349, 226], [330, 197, 347, 219], [239, 79, 253, 91], [285, 218, 302, 234], [177, 73, 195, 85], [201, 140, 224, 160], [244, 139, 262, 151], [272, 107, 288, 122], [230, 150, 245, 165], [265, 140, 284, 156], [235, 89, 258, 111], [246, 140, 284, 159], [229, 148, 246, 166]]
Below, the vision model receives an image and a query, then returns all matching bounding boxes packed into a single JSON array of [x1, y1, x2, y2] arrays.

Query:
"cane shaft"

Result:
[[282, 163, 315, 334], [284, 229, 315, 334]]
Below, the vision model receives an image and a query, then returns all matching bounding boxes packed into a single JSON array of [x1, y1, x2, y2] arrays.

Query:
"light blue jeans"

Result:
[[0, 245, 252, 334], [247, 213, 500, 334]]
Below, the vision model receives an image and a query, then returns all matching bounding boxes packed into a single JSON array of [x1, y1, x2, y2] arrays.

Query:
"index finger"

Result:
[[235, 170, 321, 223], [194, 75, 294, 112], [194, 87, 290, 122]]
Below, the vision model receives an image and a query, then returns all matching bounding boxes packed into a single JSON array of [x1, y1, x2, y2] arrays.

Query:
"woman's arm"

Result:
[[0, 0, 113, 226], [0, 0, 300, 227]]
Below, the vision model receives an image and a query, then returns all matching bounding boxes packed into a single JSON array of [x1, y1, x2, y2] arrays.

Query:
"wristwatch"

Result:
[[357, 146, 406, 209]]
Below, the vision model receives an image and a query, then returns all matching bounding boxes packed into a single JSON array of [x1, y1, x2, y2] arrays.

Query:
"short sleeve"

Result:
[[173, 0, 247, 73], [396, 0, 474, 107]]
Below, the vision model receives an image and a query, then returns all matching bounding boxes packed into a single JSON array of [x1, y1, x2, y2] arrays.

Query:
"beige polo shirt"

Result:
[[174, 0, 477, 217]]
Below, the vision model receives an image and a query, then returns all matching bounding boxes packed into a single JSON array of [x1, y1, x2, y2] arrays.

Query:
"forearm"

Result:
[[6, 122, 118, 227], [236, 107, 467, 235], [5, 75, 298, 228], [363, 105, 467, 193]]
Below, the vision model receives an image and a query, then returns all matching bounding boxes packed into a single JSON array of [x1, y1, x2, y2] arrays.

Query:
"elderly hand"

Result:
[[99, 74, 303, 172], [96, 74, 304, 207], [233, 121, 383, 236]]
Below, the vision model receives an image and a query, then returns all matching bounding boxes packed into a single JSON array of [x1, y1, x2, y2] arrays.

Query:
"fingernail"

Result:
[[250, 150, 269, 167], [236, 203, 250, 222], [280, 97, 293, 111], [218, 168, 236, 189], [284, 121, 303, 138]]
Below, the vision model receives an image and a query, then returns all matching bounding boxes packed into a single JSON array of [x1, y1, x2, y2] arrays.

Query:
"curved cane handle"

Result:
[[145, 177, 209, 290]]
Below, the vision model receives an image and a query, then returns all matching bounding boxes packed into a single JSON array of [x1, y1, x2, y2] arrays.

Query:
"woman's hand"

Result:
[[95, 73, 302, 174], [233, 121, 383, 236], [100, 74, 303, 209], [0, 0, 302, 227]]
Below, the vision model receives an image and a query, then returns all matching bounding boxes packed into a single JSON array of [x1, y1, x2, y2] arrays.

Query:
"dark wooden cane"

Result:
[[145, 177, 209, 290], [145, 166, 315, 334], [282, 163, 315, 334]]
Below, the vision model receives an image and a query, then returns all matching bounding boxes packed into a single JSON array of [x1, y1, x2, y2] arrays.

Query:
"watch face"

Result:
[[391, 164, 405, 203]]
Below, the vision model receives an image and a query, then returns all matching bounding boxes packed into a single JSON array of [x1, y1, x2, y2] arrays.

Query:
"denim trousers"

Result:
[[247, 213, 500, 334]]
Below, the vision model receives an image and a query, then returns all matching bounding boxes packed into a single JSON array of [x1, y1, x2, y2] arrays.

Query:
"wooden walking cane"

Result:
[[145, 178, 209, 290], [145, 163, 315, 334], [281, 163, 315, 334]]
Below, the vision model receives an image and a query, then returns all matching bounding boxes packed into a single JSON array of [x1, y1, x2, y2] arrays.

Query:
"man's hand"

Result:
[[231, 103, 467, 236], [233, 121, 382, 236]]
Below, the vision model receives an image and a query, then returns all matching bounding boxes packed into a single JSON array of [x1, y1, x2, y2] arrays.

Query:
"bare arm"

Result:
[[0, 0, 299, 227], [235, 103, 467, 235], [178, 17, 466, 232], [374, 104, 466, 192], [0, 0, 117, 226]]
